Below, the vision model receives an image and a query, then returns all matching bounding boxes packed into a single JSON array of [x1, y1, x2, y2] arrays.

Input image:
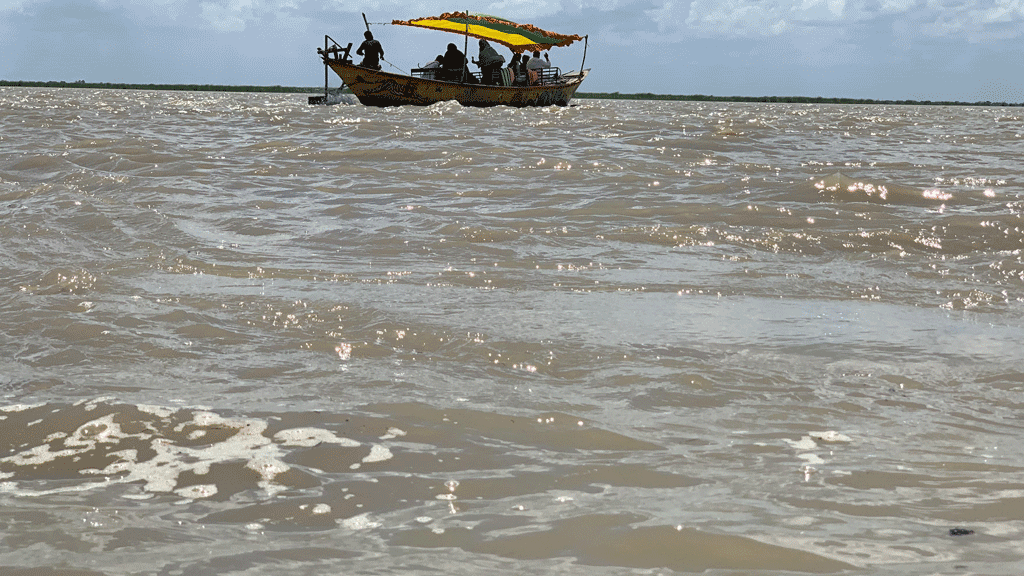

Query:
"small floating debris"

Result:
[[949, 527, 975, 536], [809, 431, 852, 443]]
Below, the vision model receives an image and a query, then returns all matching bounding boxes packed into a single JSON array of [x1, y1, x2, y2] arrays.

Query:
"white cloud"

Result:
[[966, 0, 1024, 34], [6, 0, 1024, 40], [791, 0, 847, 21], [916, 0, 1024, 40], [659, 0, 1024, 40], [878, 0, 918, 13], [684, 0, 790, 36], [479, 0, 563, 19], [0, 0, 307, 31], [200, 0, 253, 32], [678, 0, 887, 37]]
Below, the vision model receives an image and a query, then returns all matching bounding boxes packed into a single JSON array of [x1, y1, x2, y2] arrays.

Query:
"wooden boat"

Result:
[[316, 12, 590, 108]]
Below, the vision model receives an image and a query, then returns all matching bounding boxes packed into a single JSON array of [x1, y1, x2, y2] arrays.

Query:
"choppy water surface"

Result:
[[2, 87, 1024, 575]]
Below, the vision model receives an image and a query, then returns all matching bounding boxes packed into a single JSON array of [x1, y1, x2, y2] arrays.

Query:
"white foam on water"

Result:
[[110, 415, 279, 493], [2, 414, 124, 467], [136, 404, 177, 418], [798, 453, 826, 465], [380, 427, 406, 440], [1, 403, 44, 413], [0, 402, 373, 499], [362, 444, 393, 463], [190, 411, 225, 428], [82, 397, 117, 411], [246, 455, 291, 494], [174, 484, 218, 498], [66, 414, 122, 447], [785, 436, 818, 450], [341, 513, 380, 530], [810, 431, 852, 443], [274, 427, 360, 447], [80, 449, 137, 476]]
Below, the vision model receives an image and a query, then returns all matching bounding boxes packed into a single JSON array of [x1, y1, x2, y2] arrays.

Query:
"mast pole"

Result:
[[464, 17, 469, 83], [324, 35, 329, 101], [581, 35, 588, 71]]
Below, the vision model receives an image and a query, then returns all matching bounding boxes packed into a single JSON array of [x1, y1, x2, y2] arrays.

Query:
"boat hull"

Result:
[[326, 60, 588, 107]]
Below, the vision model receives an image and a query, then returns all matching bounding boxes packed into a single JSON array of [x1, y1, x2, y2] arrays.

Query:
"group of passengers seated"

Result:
[[417, 40, 556, 86], [417, 43, 478, 83], [508, 50, 551, 86], [358, 31, 558, 85]]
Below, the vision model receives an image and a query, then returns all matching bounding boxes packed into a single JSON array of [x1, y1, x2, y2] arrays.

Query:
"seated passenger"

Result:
[[441, 43, 473, 82], [525, 50, 551, 84], [507, 54, 523, 86], [527, 50, 551, 70], [519, 53, 538, 85], [422, 54, 443, 79]]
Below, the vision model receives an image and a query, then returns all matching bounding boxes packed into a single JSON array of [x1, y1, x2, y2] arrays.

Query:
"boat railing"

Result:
[[534, 67, 563, 85], [410, 67, 442, 79], [318, 35, 352, 64], [408, 66, 565, 86]]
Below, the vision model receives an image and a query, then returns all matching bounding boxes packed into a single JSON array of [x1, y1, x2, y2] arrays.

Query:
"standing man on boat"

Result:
[[356, 31, 384, 70], [473, 39, 506, 85]]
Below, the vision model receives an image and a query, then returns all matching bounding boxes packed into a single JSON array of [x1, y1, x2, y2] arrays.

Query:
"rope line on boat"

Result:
[[381, 57, 406, 75]]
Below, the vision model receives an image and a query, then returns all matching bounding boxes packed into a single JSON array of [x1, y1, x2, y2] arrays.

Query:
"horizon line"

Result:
[[2, 80, 1022, 107]]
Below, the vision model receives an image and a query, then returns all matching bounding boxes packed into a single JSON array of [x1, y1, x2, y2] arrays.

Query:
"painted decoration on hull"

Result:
[[329, 62, 586, 108]]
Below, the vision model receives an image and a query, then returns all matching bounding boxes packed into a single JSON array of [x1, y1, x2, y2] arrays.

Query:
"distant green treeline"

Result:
[[2, 80, 1021, 107], [577, 92, 1024, 107], [0, 80, 325, 94]]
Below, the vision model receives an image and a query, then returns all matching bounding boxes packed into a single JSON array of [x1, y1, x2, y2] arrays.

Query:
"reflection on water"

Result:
[[2, 87, 1024, 574]]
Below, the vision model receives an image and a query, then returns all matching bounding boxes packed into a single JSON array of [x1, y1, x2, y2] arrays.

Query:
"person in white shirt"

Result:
[[527, 50, 550, 70], [422, 55, 443, 79]]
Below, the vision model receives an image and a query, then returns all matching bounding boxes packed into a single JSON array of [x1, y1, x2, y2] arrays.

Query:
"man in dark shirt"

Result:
[[441, 43, 473, 83], [356, 31, 384, 70]]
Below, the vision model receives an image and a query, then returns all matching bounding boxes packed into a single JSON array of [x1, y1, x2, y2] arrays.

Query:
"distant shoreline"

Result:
[[2, 80, 1021, 107], [576, 92, 1024, 107], [0, 80, 326, 94]]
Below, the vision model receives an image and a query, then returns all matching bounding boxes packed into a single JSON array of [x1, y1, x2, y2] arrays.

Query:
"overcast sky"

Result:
[[2, 0, 1023, 101]]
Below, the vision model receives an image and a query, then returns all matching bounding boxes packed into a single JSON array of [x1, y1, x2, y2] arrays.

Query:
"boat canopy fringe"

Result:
[[391, 12, 583, 53]]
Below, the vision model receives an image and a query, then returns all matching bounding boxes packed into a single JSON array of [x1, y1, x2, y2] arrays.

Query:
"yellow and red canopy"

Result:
[[392, 12, 583, 53]]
